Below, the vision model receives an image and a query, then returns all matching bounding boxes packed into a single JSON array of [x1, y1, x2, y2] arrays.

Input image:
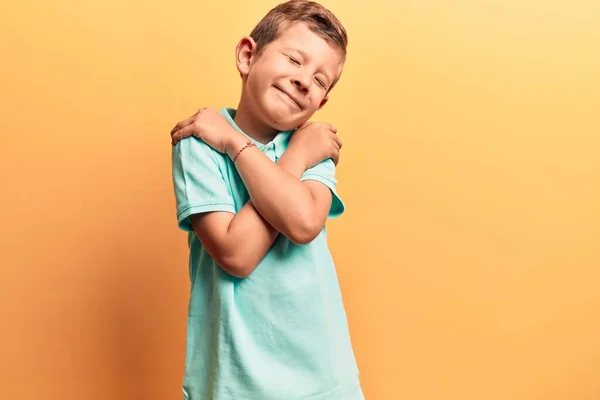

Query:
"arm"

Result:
[[190, 148, 323, 278], [170, 108, 341, 246], [225, 132, 334, 245]]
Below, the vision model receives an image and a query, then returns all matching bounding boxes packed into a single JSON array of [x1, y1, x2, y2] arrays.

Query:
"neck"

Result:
[[234, 93, 279, 145]]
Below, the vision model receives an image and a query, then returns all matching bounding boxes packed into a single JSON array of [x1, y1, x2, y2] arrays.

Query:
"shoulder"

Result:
[[173, 136, 218, 156], [301, 158, 338, 185], [172, 137, 228, 167]]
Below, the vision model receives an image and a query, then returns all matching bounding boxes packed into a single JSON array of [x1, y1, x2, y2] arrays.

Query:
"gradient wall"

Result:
[[1, 1, 599, 399]]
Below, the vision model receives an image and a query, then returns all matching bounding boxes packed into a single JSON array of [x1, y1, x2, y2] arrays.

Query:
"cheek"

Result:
[[264, 57, 293, 82], [246, 72, 268, 100], [253, 66, 278, 92], [309, 93, 326, 110]]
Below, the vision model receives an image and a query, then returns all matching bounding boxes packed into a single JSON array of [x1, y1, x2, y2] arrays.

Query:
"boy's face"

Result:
[[237, 22, 345, 131]]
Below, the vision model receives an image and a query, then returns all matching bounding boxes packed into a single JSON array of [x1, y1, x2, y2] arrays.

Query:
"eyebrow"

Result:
[[285, 47, 310, 61]]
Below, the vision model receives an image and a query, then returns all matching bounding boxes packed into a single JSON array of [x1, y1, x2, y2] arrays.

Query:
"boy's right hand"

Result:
[[288, 122, 343, 169]]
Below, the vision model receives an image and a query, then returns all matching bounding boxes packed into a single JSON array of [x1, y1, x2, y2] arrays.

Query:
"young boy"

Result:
[[170, 1, 363, 399]]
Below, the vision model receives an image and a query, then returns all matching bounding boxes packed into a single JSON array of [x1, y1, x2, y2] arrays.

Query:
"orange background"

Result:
[[1, 1, 599, 399]]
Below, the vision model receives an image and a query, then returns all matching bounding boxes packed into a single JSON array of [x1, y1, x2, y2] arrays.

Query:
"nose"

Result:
[[292, 75, 310, 94]]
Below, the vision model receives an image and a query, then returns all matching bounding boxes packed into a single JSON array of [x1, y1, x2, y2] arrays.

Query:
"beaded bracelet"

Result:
[[232, 141, 255, 163]]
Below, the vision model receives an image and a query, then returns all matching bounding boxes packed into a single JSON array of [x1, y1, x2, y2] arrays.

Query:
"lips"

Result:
[[275, 86, 302, 109]]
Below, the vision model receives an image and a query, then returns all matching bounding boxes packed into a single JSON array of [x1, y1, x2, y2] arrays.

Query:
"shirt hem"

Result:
[[182, 378, 362, 400]]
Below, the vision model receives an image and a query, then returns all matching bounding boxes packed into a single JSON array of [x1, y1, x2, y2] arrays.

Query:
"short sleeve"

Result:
[[172, 137, 236, 231], [300, 158, 345, 219]]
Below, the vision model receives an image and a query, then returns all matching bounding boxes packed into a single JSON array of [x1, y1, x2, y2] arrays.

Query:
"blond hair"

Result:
[[250, 0, 348, 59]]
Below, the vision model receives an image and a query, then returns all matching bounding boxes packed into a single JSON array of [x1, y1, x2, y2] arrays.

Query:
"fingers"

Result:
[[171, 124, 196, 145], [330, 128, 341, 165], [170, 107, 209, 137], [330, 130, 343, 149], [331, 148, 340, 165], [170, 114, 198, 136], [170, 107, 210, 145]]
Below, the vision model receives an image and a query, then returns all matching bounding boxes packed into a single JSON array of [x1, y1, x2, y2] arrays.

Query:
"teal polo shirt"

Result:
[[171, 108, 363, 400]]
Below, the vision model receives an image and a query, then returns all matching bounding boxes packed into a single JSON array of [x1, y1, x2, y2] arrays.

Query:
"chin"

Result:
[[271, 118, 299, 132], [262, 102, 304, 131]]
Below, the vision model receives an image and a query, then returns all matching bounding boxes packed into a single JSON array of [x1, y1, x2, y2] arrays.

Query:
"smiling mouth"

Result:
[[275, 86, 302, 109]]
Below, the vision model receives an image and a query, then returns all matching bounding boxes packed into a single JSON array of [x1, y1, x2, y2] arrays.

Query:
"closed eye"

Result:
[[286, 54, 301, 65]]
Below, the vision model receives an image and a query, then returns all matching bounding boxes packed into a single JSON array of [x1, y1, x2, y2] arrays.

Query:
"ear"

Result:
[[236, 36, 257, 78], [317, 95, 329, 110]]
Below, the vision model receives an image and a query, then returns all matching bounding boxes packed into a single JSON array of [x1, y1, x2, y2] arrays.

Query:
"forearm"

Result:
[[226, 133, 316, 242], [222, 150, 309, 275], [219, 200, 278, 276]]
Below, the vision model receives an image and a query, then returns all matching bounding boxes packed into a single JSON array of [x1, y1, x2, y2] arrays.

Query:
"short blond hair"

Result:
[[250, 0, 348, 59]]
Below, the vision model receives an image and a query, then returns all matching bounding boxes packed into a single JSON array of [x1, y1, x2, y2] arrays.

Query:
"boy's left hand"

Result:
[[170, 107, 239, 153]]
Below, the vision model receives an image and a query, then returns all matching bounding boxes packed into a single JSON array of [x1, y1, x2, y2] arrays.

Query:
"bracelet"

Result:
[[232, 141, 255, 163]]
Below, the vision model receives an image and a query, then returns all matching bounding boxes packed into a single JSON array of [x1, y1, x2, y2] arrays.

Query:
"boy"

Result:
[[170, 1, 363, 399]]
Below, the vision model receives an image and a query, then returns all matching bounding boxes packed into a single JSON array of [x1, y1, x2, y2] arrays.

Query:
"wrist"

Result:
[[225, 130, 249, 160], [278, 146, 309, 176], [286, 145, 309, 170]]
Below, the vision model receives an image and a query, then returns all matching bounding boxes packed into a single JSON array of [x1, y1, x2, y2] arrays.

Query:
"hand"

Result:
[[170, 107, 239, 153], [288, 122, 343, 169]]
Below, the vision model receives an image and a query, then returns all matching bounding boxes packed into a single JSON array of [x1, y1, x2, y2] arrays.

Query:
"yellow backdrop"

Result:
[[1, 0, 599, 399]]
